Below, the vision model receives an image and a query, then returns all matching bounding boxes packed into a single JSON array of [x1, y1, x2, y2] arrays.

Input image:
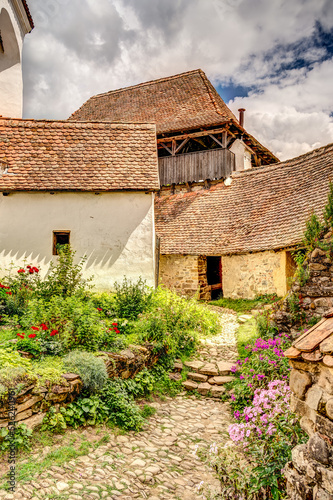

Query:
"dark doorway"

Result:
[[207, 256, 222, 300]]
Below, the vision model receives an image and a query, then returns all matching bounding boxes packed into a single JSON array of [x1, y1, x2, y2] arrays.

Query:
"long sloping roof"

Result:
[[155, 143, 333, 255], [0, 118, 159, 192], [69, 69, 237, 134]]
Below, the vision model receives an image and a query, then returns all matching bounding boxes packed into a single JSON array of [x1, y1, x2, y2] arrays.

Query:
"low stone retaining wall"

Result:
[[284, 329, 333, 499], [0, 373, 82, 430], [0, 344, 163, 430]]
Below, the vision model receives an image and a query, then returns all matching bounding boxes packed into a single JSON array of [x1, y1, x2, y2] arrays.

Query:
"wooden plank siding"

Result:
[[158, 148, 235, 186]]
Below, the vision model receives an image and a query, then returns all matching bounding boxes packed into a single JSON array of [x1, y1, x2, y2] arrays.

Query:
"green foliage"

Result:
[[114, 277, 152, 320], [90, 292, 116, 317], [41, 406, 67, 433], [287, 293, 306, 325], [302, 212, 324, 250], [60, 396, 109, 428], [141, 405, 156, 419], [236, 318, 258, 358], [100, 380, 145, 431], [256, 310, 278, 338], [324, 181, 333, 228], [210, 294, 280, 313], [16, 338, 42, 357], [0, 423, 32, 452], [37, 245, 92, 299], [133, 287, 219, 356], [63, 350, 108, 394], [307, 315, 321, 328]]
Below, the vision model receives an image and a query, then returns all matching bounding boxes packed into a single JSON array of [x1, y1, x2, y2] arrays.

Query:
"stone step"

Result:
[[182, 380, 226, 398], [208, 375, 235, 385], [187, 372, 208, 382]]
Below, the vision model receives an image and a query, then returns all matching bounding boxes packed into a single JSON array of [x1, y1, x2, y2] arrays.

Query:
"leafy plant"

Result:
[[41, 406, 67, 433], [114, 277, 152, 320], [302, 212, 324, 250], [324, 181, 333, 228], [63, 350, 108, 394], [100, 380, 144, 431], [61, 395, 109, 428], [0, 423, 32, 452]]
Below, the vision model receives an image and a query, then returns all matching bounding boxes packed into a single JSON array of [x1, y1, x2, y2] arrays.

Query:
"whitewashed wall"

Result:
[[0, 0, 30, 117], [0, 191, 156, 289]]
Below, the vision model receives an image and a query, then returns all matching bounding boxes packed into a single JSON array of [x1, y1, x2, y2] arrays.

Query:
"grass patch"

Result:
[[209, 294, 280, 314], [236, 317, 258, 357]]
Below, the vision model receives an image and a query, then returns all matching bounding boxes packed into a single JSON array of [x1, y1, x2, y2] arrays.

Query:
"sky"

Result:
[[23, 0, 333, 161]]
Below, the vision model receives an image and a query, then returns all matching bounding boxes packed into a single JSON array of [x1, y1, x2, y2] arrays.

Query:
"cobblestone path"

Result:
[[0, 311, 239, 500]]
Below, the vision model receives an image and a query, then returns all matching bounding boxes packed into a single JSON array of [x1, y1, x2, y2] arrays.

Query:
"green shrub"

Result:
[[63, 350, 108, 394], [100, 380, 144, 431], [324, 181, 333, 228], [16, 337, 42, 358], [61, 395, 109, 428], [114, 277, 152, 320], [41, 406, 67, 433], [90, 292, 116, 317], [0, 423, 32, 452], [303, 212, 324, 249]]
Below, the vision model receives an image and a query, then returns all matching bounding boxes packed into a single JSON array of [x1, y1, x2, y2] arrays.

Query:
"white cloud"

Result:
[[22, 0, 333, 159]]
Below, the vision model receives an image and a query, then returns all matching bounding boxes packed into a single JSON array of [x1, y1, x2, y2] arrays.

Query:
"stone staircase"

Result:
[[170, 359, 235, 397]]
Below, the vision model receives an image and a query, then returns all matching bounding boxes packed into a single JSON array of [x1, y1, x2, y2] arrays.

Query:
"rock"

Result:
[[56, 481, 69, 492], [184, 360, 204, 371], [308, 434, 330, 465], [323, 355, 333, 368], [197, 382, 212, 395], [309, 263, 327, 271], [173, 362, 183, 372], [300, 416, 316, 437], [217, 361, 234, 375], [292, 444, 308, 474], [289, 369, 312, 399], [326, 398, 333, 419], [305, 386, 323, 411], [146, 465, 160, 475], [312, 248, 327, 259], [238, 314, 252, 323], [320, 336, 333, 354], [187, 372, 208, 382], [182, 380, 198, 391], [169, 372, 182, 381], [23, 412, 46, 430], [208, 376, 235, 385], [199, 364, 219, 376], [61, 373, 80, 381], [210, 385, 225, 397], [131, 459, 146, 467]]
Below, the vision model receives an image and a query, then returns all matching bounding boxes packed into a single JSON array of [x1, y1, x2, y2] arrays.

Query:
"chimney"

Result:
[[238, 108, 246, 128]]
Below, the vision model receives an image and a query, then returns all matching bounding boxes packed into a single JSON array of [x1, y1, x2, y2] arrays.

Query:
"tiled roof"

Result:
[[69, 69, 278, 164], [155, 143, 333, 255], [284, 309, 333, 363], [0, 118, 159, 192], [69, 69, 237, 134], [21, 0, 34, 30]]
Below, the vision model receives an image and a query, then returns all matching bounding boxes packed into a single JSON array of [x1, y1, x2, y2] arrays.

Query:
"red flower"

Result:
[[50, 330, 59, 336], [114, 328, 120, 334], [97, 308, 103, 312], [27, 265, 31, 269], [31, 326, 39, 331], [29, 269, 34, 274], [6, 292, 12, 295], [112, 323, 118, 326], [17, 333, 25, 339], [28, 334, 37, 339], [40, 323, 48, 330], [32, 267, 39, 273], [17, 269, 25, 273]]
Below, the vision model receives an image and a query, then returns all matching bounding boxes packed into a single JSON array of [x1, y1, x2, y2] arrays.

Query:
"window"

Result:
[[53, 231, 70, 255]]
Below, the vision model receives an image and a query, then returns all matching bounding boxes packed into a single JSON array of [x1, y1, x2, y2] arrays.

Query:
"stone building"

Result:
[[0, 0, 33, 117], [0, 118, 159, 289], [155, 144, 333, 300], [284, 311, 333, 500]]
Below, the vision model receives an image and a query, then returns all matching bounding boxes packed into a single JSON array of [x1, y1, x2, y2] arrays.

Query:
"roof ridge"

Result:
[[88, 69, 204, 101], [0, 117, 156, 129]]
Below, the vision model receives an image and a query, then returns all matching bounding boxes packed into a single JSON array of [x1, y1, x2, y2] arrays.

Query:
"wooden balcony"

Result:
[[158, 148, 235, 186]]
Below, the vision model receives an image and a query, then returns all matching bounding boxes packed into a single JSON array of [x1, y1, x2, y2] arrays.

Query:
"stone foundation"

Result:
[[159, 254, 210, 299], [284, 357, 333, 499]]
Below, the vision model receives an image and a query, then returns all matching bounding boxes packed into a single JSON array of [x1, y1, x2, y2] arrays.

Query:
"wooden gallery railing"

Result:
[[158, 148, 235, 186]]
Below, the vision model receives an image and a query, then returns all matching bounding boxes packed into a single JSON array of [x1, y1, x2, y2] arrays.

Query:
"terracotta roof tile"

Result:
[[155, 143, 333, 255], [0, 118, 159, 192]]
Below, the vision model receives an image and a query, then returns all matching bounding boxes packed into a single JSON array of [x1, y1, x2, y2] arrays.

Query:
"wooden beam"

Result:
[[160, 142, 172, 155], [186, 182, 192, 192], [172, 140, 176, 156], [157, 126, 231, 144], [209, 134, 224, 148], [222, 131, 227, 148], [175, 137, 189, 154]]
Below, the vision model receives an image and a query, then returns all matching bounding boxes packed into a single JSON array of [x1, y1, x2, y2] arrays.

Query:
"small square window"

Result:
[[53, 231, 70, 255]]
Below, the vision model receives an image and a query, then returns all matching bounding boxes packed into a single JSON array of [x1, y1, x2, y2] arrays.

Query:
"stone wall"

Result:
[[273, 243, 333, 333], [0, 373, 82, 430], [159, 254, 210, 299], [0, 344, 163, 430], [284, 357, 333, 500], [222, 249, 294, 299]]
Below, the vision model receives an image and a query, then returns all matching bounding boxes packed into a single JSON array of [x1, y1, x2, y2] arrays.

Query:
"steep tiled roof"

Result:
[[0, 118, 159, 191], [69, 70, 237, 134], [155, 143, 333, 255], [69, 69, 278, 164], [284, 309, 333, 363]]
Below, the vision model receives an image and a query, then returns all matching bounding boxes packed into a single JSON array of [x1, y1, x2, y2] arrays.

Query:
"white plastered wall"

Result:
[[0, 0, 27, 117], [229, 139, 252, 171], [0, 191, 156, 289]]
